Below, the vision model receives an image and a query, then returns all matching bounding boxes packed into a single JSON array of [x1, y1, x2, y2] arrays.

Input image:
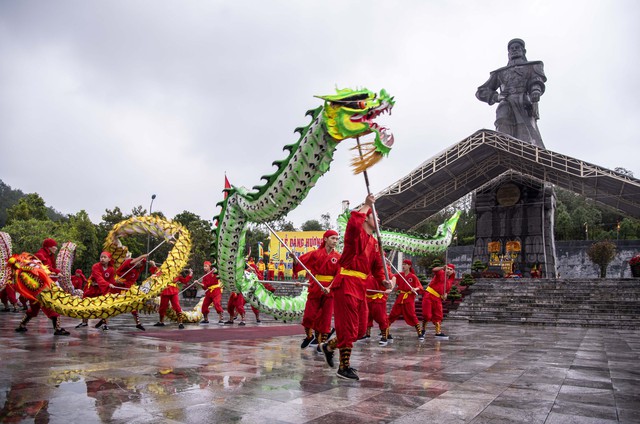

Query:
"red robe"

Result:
[[85, 262, 115, 298], [422, 269, 453, 324], [388, 271, 422, 326], [294, 246, 340, 334], [201, 272, 223, 315], [332, 210, 386, 349]]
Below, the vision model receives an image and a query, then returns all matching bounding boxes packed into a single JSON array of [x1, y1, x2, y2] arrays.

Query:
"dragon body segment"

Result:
[[6, 216, 191, 320], [212, 88, 394, 320], [337, 210, 462, 256]]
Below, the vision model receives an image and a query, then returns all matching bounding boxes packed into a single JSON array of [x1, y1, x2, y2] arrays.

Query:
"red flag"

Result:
[[224, 174, 231, 199]]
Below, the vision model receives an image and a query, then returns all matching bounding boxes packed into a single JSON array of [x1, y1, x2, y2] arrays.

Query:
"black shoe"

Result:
[[238, 321, 246, 326], [420, 329, 426, 337], [102, 325, 110, 331], [178, 323, 185, 329], [75, 322, 88, 328], [379, 337, 388, 346], [201, 320, 209, 324], [136, 324, 146, 331], [15, 326, 27, 333], [336, 367, 359, 380], [2, 308, 9, 312], [256, 319, 261, 323], [301, 336, 314, 349], [418, 334, 425, 341], [153, 322, 165, 327], [224, 320, 234, 325], [12, 307, 19, 313], [218, 320, 225, 325], [435, 332, 449, 340], [321, 343, 335, 368], [54, 328, 70, 336], [309, 338, 318, 346], [94, 319, 105, 328]]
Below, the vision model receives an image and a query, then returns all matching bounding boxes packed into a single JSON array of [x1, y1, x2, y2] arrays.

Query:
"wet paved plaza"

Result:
[[1, 311, 639, 423]]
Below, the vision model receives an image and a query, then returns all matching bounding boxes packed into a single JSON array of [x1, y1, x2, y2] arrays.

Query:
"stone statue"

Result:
[[476, 39, 547, 148]]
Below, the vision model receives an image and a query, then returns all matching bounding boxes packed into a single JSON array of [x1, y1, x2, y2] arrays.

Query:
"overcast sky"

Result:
[[1, 1, 638, 228]]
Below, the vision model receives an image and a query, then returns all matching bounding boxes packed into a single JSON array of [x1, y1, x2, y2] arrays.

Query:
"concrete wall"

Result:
[[444, 240, 640, 279]]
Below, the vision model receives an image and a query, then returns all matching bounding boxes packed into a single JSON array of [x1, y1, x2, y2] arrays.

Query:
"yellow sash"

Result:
[[207, 284, 221, 292], [339, 267, 367, 280], [426, 286, 441, 298], [367, 293, 384, 300], [399, 290, 413, 301], [316, 275, 333, 282]]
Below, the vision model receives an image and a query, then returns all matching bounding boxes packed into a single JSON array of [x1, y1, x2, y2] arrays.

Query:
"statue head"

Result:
[[507, 38, 527, 64]]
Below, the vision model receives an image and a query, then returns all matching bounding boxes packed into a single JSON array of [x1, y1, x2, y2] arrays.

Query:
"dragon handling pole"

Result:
[[356, 137, 391, 282]]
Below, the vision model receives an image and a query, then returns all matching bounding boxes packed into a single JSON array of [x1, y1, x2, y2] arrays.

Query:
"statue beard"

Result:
[[507, 55, 528, 66]]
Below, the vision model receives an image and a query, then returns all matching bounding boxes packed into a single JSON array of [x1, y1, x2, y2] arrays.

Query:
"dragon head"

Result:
[[316, 88, 395, 173], [7, 253, 54, 301]]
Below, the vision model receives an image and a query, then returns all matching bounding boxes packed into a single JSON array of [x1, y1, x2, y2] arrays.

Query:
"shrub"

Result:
[[460, 273, 475, 286], [587, 240, 617, 278]]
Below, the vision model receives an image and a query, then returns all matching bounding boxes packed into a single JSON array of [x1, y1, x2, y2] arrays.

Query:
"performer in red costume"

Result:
[[387, 259, 424, 340], [225, 291, 246, 326], [113, 254, 148, 331], [320, 195, 395, 380], [293, 229, 340, 349], [257, 259, 266, 280], [154, 268, 192, 329], [200, 261, 225, 324], [421, 264, 455, 339], [71, 269, 87, 291], [1, 283, 20, 312], [15, 238, 70, 336], [267, 260, 275, 280], [247, 257, 259, 275], [365, 268, 393, 346], [277, 260, 286, 281], [73, 251, 115, 330]]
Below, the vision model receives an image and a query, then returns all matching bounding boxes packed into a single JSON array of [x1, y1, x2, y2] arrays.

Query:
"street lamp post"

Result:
[[145, 194, 156, 278]]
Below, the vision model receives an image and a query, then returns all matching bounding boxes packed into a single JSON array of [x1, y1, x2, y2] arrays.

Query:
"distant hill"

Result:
[[0, 179, 66, 227]]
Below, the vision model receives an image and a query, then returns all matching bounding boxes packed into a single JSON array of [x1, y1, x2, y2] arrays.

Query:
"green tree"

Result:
[[173, 211, 214, 273], [301, 219, 323, 231], [320, 212, 332, 230], [2, 218, 73, 256], [273, 218, 296, 232], [0, 180, 26, 227], [244, 225, 269, 261], [6, 193, 49, 224], [587, 240, 617, 278], [67, 210, 100, 273]]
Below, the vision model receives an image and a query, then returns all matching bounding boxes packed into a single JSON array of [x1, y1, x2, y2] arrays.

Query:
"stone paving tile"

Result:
[[1, 313, 639, 423]]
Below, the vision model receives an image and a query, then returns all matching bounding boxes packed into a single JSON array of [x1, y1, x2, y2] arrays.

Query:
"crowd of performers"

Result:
[[6, 195, 455, 382], [295, 194, 456, 380]]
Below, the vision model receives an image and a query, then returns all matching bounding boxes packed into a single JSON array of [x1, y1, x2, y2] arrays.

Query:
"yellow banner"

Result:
[[269, 231, 325, 278]]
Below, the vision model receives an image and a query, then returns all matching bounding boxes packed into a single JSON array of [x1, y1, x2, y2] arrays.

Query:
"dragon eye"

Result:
[[358, 101, 366, 109]]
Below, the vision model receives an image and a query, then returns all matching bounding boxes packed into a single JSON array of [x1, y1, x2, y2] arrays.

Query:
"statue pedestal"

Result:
[[472, 174, 557, 278]]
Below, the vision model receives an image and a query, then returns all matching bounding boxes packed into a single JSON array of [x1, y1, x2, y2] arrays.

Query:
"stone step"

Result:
[[464, 317, 640, 328], [450, 277, 640, 328]]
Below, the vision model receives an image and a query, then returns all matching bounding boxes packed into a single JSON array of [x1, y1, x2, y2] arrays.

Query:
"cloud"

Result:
[[1, 0, 638, 228]]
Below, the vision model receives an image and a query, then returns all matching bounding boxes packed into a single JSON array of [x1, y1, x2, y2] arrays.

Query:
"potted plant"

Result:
[[630, 254, 640, 278], [470, 260, 487, 278], [459, 273, 475, 290]]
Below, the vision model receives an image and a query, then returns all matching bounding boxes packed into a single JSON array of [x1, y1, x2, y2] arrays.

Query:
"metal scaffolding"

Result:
[[375, 129, 640, 230]]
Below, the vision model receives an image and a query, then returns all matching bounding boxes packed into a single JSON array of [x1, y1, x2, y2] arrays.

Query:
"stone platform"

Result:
[[0, 311, 638, 423]]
